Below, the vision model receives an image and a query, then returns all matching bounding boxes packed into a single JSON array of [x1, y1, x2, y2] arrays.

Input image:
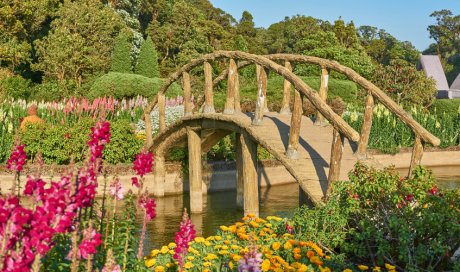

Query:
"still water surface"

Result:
[[144, 165, 460, 251]]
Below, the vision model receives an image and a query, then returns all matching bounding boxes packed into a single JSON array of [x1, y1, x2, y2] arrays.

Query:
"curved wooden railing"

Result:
[[143, 51, 440, 177]]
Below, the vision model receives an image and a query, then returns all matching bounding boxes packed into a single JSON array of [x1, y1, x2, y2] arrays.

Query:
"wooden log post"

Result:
[[408, 136, 424, 177], [315, 67, 329, 126], [144, 113, 153, 149], [187, 127, 203, 213], [224, 59, 237, 114], [158, 93, 166, 133], [280, 61, 292, 115], [152, 154, 165, 197], [183, 71, 192, 116], [356, 94, 374, 159], [203, 62, 215, 113], [237, 133, 259, 217], [286, 90, 303, 159], [234, 62, 241, 113], [252, 65, 267, 125], [327, 129, 344, 193], [235, 133, 244, 209]]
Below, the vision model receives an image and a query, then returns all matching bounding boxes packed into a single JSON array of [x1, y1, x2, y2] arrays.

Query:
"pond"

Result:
[[144, 165, 460, 252]]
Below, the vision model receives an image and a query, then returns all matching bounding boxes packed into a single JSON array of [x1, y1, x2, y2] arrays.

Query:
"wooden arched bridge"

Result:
[[142, 51, 440, 216]]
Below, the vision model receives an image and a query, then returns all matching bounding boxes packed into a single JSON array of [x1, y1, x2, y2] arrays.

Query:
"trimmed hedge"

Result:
[[89, 72, 181, 99], [431, 99, 460, 116]]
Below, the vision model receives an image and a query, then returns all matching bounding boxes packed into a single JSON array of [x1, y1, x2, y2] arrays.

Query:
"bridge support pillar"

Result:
[[153, 155, 165, 197], [187, 127, 203, 213], [236, 133, 259, 217], [286, 90, 302, 159], [235, 133, 244, 209], [327, 129, 344, 192], [315, 67, 329, 126], [356, 93, 374, 159]]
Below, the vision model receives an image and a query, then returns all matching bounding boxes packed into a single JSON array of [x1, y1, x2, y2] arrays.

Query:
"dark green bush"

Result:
[[88, 72, 182, 99], [103, 120, 143, 164], [135, 36, 160, 78], [0, 76, 31, 100], [431, 99, 460, 115], [29, 81, 64, 101], [292, 163, 460, 271]]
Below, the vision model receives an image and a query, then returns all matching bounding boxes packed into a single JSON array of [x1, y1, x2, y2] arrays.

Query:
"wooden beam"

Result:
[[315, 67, 329, 126], [187, 127, 203, 213], [253, 65, 267, 125], [224, 59, 237, 114], [183, 71, 192, 116], [234, 61, 241, 113], [286, 90, 302, 159], [153, 154, 165, 197], [356, 94, 374, 159], [158, 93, 166, 133], [144, 113, 153, 149], [280, 61, 292, 115], [408, 136, 424, 177], [238, 133, 259, 216], [203, 62, 215, 113], [201, 130, 232, 153], [235, 133, 244, 209], [327, 129, 343, 193]]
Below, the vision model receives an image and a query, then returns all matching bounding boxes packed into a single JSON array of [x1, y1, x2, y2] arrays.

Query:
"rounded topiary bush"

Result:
[[88, 72, 181, 99]]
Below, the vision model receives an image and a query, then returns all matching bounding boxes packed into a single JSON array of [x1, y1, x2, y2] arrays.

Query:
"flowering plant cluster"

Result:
[[0, 121, 111, 271], [6, 144, 26, 173], [173, 209, 196, 270]]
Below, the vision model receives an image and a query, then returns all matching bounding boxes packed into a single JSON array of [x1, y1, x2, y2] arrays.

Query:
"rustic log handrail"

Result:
[[143, 51, 360, 149]]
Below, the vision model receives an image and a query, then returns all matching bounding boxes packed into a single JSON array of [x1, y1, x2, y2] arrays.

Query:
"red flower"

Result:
[[131, 177, 140, 188], [173, 209, 196, 269], [133, 151, 154, 177], [7, 144, 27, 172], [139, 196, 156, 221]]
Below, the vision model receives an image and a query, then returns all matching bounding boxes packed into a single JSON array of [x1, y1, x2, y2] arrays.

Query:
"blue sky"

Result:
[[209, 0, 460, 51]]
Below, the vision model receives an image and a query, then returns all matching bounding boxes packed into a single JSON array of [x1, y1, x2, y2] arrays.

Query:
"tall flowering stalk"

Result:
[[0, 121, 110, 271], [173, 208, 196, 271], [238, 235, 263, 272], [109, 178, 124, 243], [7, 144, 27, 196], [132, 150, 154, 195], [137, 194, 156, 260]]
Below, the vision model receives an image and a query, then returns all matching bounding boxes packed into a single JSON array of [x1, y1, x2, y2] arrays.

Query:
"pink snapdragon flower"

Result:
[[109, 178, 124, 200], [133, 151, 154, 177], [173, 209, 196, 270], [88, 121, 111, 163], [78, 227, 102, 260], [139, 196, 156, 221], [7, 144, 27, 172]]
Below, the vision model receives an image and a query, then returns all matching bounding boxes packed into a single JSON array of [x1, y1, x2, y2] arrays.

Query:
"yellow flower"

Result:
[[261, 259, 271, 271], [272, 242, 281, 251], [168, 250, 174, 255], [358, 265, 369, 271], [283, 241, 292, 250], [205, 253, 218, 260], [310, 256, 323, 266], [385, 264, 396, 270], [319, 266, 331, 272], [203, 269, 211, 272], [166, 263, 173, 268], [150, 249, 160, 257], [220, 225, 229, 231], [167, 242, 176, 249], [154, 266, 165, 272], [214, 235, 222, 241], [298, 264, 309, 272], [219, 250, 229, 255], [247, 213, 256, 218], [186, 256, 195, 261], [249, 221, 259, 228], [372, 267, 381, 272], [184, 262, 194, 269], [231, 245, 240, 250], [203, 262, 212, 267], [194, 237, 205, 243], [229, 261, 234, 269], [233, 255, 242, 262], [144, 258, 155, 267], [343, 269, 353, 272], [160, 246, 169, 254]]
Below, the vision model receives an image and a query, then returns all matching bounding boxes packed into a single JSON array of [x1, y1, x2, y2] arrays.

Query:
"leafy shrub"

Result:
[[29, 81, 65, 101], [372, 60, 437, 108], [0, 76, 31, 100], [20, 119, 142, 164], [431, 99, 460, 115], [89, 72, 181, 99], [292, 163, 460, 271], [111, 29, 133, 73]]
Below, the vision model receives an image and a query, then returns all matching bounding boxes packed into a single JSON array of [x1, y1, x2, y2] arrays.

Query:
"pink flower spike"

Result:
[[109, 178, 124, 200], [133, 151, 154, 177], [131, 177, 140, 188], [139, 196, 156, 221], [7, 144, 27, 172]]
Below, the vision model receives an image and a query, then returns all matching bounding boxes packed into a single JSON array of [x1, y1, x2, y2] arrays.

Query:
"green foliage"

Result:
[[372, 59, 437, 108], [344, 104, 460, 152], [89, 72, 181, 99], [135, 36, 160, 78], [207, 135, 235, 161], [20, 119, 141, 165], [0, 76, 31, 100], [103, 119, 143, 164], [111, 30, 134, 73], [33, 0, 126, 87], [29, 81, 70, 102], [431, 98, 460, 115], [292, 163, 460, 271]]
